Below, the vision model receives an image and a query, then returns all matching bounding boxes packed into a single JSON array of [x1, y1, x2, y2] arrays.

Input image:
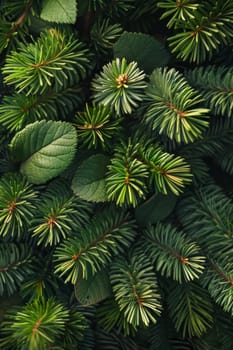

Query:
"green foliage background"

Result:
[[0, 0, 233, 349]]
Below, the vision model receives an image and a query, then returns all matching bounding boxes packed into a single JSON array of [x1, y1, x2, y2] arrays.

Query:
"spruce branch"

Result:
[[106, 137, 192, 206], [53, 208, 136, 283], [96, 298, 136, 336], [31, 185, 92, 247], [141, 143, 192, 195], [219, 150, 233, 175], [128, 0, 158, 21], [1, 0, 33, 23], [142, 67, 209, 143], [0, 1, 233, 347], [110, 252, 162, 328], [0, 1, 32, 53], [58, 309, 88, 349], [177, 184, 233, 260], [12, 0, 32, 28], [87, 0, 105, 11], [201, 259, 233, 315], [181, 117, 233, 158], [0, 242, 33, 296], [106, 140, 149, 207], [157, 0, 200, 29], [0, 297, 69, 350], [165, 0, 233, 63], [92, 57, 147, 115], [95, 327, 139, 350], [142, 223, 206, 283], [0, 173, 37, 239], [0, 87, 82, 132], [186, 65, 233, 118], [168, 282, 213, 337], [101, 0, 135, 18], [0, 19, 30, 54], [90, 18, 123, 55], [3, 29, 91, 95], [33, 180, 92, 247], [20, 257, 60, 301], [74, 103, 122, 150]]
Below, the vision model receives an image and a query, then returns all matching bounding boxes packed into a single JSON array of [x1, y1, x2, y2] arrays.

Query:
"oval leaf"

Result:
[[113, 32, 170, 73], [41, 0, 77, 24], [135, 192, 177, 226], [10, 120, 77, 184], [74, 270, 112, 306], [71, 154, 109, 202]]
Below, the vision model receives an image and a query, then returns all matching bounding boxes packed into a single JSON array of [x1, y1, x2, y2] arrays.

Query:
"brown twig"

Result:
[[11, 0, 33, 33]]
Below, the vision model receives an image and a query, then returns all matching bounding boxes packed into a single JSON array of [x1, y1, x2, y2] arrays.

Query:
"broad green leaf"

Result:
[[135, 192, 177, 226], [74, 270, 112, 306], [113, 32, 170, 73], [71, 154, 109, 202], [41, 0, 77, 24], [10, 120, 77, 184]]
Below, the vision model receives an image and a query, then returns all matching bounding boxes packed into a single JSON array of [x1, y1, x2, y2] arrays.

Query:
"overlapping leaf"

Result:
[[10, 120, 77, 184]]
